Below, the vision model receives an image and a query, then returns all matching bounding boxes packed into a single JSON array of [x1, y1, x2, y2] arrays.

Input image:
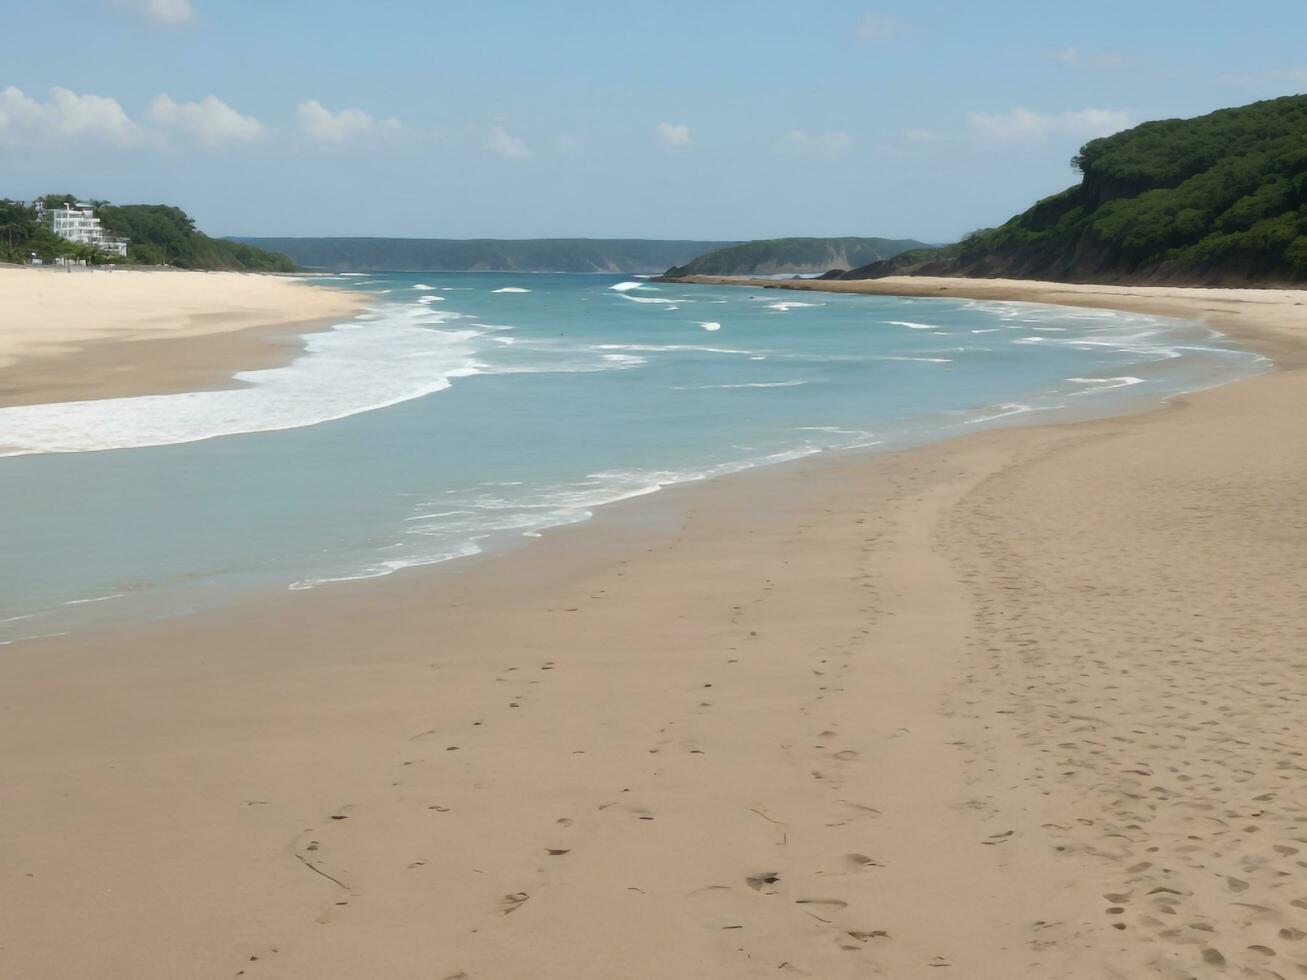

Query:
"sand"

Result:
[[1, 277, 1306, 979], [0, 267, 366, 407]]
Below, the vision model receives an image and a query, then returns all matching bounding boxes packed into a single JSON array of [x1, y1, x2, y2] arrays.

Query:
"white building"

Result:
[[32, 200, 129, 258]]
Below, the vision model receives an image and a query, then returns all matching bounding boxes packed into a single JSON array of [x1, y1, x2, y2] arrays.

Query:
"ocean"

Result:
[[0, 272, 1267, 643]]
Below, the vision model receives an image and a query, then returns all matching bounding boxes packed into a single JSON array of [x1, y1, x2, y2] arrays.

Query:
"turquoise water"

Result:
[[0, 272, 1267, 643]]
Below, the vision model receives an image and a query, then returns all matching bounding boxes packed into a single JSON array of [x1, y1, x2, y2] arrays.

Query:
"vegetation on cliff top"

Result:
[[665, 236, 929, 277], [0, 199, 81, 263], [842, 94, 1307, 285], [0, 197, 297, 271], [100, 204, 298, 271]]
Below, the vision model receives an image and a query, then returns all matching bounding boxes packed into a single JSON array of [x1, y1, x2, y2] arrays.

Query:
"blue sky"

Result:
[[3, 0, 1305, 241]]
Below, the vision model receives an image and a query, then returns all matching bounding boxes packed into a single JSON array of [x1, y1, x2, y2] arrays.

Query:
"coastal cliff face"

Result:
[[664, 237, 929, 277], [838, 95, 1307, 286]]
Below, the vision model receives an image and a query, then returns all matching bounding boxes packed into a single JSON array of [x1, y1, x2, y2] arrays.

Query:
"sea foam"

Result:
[[620, 294, 682, 305], [672, 380, 808, 390], [0, 306, 482, 457]]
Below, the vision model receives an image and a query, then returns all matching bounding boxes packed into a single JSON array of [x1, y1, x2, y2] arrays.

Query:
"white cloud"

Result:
[[298, 100, 402, 145], [902, 128, 940, 143], [148, 94, 262, 149], [777, 129, 852, 158], [0, 85, 144, 147], [485, 123, 530, 158], [657, 121, 691, 147], [1048, 47, 1123, 70], [855, 13, 910, 43], [113, 0, 195, 25], [968, 107, 1132, 141]]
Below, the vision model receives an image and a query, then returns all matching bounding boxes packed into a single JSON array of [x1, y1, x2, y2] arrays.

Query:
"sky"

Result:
[[3, 0, 1306, 242]]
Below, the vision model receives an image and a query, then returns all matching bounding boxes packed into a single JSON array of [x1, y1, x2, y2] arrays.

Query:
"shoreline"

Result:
[[664, 273, 1307, 367], [3, 277, 1307, 977], [0, 267, 368, 407], [0, 273, 1264, 634]]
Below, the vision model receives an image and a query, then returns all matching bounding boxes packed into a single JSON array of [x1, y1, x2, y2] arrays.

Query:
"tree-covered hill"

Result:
[[665, 236, 929, 277], [98, 204, 297, 271], [230, 237, 740, 273], [0, 197, 296, 271], [0, 199, 74, 263], [840, 95, 1307, 285]]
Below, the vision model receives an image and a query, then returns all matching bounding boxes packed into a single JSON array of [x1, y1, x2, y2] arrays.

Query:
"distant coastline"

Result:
[[663, 236, 929, 277], [229, 237, 741, 274]]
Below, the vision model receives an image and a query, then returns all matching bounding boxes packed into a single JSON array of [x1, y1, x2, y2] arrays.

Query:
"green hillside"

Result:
[[100, 204, 297, 271], [665, 236, 929, 276], [841, 95, 1307, 285], [230, 237, 740, 273], [0, 196, 296, 271]]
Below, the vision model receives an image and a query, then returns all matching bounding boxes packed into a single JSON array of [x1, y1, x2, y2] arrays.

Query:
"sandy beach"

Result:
[[2, 277, 1306, 979], [0, 267, 366, 407]]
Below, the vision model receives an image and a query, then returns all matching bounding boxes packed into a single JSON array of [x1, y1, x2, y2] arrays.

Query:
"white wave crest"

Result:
[[671, 380, 808, 390], [1067, 376, 1146, 393], [620, 294, 682, 305], [875, 355, 953, 364], [965, 403, 1035, 424], [0, 307, 483, 457], [592, 343, 753, 354]]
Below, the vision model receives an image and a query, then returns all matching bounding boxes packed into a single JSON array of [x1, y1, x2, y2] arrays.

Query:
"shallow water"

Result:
[[0, 272, 1268, 643]]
